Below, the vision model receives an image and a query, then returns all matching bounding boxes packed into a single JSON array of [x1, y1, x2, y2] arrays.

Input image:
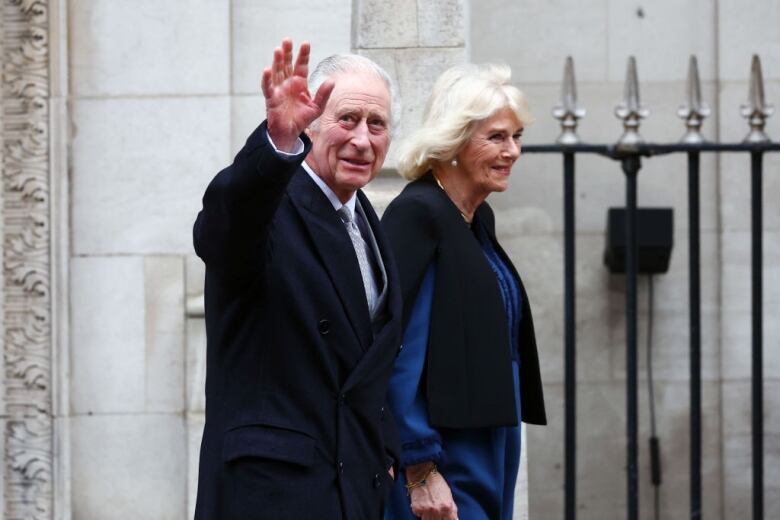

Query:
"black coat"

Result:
[[381, 172, 546, 428], [193, 122, 403, 519]]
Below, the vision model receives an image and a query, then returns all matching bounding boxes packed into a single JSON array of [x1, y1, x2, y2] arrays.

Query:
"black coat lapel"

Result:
[[287, 171, 373, 348]]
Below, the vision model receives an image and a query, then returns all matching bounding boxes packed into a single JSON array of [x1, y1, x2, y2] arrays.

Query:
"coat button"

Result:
[[339, 393, 347, 404], [318, 319, 330, 335], [380, 406, 385, 419], [373, 473, 382, 488], [338, 461, 344, 473]]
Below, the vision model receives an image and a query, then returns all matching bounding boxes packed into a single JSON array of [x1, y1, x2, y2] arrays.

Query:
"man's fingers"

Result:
[[312, 78, 335, 111], [261, 68, 273, 99], [293, 41, 311, 78], [282, 38, 294, 76], [271, 47, 283, 83]]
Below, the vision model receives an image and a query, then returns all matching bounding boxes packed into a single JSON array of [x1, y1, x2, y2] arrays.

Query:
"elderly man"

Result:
[[193, 39, 402, 519]]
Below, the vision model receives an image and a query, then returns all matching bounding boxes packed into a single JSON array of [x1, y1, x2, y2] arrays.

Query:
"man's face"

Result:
[[305, 71, 391, 202]]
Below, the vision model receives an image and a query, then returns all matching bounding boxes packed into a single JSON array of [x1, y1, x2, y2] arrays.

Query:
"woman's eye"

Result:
[[489, 134, 504, 143]]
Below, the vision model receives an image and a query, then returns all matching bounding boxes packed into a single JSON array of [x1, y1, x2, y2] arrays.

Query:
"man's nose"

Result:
[[350, 120, 370, 149]]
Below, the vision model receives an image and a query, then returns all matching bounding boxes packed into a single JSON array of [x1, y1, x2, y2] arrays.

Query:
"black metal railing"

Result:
[[524, 55, 778, 520]]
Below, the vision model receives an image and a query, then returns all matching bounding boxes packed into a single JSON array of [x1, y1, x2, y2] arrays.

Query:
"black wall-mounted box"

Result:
[[604, 208, 674, 274]]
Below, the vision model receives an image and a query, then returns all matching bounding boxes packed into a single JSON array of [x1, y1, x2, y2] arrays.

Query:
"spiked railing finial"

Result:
[[552, 56, 586, 144], [678, 55, 711, 144], [615, 56, 649, 148], [741, 55, 774, 143]]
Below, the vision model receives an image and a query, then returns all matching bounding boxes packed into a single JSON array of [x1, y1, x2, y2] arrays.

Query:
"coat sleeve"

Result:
[[193, 121, 310, 284], [386, 263, 444, 467]]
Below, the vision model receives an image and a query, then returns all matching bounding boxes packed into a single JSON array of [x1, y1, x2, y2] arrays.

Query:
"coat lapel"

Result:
[[287, 170, 373, 348]]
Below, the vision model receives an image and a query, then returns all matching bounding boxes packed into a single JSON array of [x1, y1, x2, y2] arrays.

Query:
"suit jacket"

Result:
[[381, 172, 546, 428], [193, 122, 403, 519]]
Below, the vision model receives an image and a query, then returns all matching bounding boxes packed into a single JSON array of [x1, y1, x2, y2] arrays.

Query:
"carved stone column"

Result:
[[1, 1, 53, 518]]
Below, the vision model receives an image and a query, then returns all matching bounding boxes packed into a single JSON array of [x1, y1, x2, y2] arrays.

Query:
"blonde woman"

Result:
[[382, 64, 547, 520]]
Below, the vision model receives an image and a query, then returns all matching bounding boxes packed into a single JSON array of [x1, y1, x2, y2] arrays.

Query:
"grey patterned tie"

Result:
[[337, 205, 379, 318]]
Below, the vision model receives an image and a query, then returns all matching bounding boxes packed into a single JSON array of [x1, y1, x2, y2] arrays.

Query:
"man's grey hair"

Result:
[[309, 54, 401, 136]]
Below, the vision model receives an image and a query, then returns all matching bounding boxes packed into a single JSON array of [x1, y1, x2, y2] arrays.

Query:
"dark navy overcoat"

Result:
[[193, 122, 402, 520]]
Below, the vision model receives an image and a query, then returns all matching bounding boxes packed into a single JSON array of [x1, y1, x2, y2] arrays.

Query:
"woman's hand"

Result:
[[261, 38, 334, 152], [406, 463, 458, 520]]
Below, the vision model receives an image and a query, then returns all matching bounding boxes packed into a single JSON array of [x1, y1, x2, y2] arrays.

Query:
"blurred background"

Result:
[[1, 0, 778, 518]]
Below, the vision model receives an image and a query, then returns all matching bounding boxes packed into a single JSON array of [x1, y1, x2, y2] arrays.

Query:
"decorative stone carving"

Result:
[[2, 0, 53, 518]]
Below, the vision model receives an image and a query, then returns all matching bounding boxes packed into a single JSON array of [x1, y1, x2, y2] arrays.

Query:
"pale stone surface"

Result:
[[144, 256, 185, 412], [720, 230, 780, 379], [360, 47, 467, 164], [71, 256, 145, 414], [71, 414, 186, 519], [529, 381, 723, 519], [186, 254, 206, 298], [418, 0, 465, 47], [71, 96, 231, 255], [70, 0, 230, 96], [186, 319, 208, 414], [718, 0, 780, 81], [361, 173, 407, 216], [355, 0, 418, 49], [721, 381, 780, 518], [606, 0, 716, 82], [231, 94, 266, 156], [185, 254, 208, 414], [232, 0, 352, 95], [470, 0, 609, 83], [721, 230, 780, 314], [187, 412, 206, 519], [722, 432, 780, 519]]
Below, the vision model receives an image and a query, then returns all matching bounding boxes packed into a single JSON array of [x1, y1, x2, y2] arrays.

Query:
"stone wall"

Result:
[[1, 0, 777, 518]]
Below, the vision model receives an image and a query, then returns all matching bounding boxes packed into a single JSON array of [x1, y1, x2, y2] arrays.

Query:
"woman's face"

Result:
[[457, 106, 523, 195]]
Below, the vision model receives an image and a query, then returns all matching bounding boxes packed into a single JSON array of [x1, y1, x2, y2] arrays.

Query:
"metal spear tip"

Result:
[[678, 55, 711, 144], [552, 56, 586, 144], [615, 56, 648, 148], [741, 54, 774, 143]]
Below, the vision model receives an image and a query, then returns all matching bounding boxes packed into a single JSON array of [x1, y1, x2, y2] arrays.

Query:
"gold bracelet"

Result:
[[405, 464, 438, 495]]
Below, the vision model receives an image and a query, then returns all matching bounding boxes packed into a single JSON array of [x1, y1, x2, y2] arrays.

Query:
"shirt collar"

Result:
[[302, 161, 357, 215]]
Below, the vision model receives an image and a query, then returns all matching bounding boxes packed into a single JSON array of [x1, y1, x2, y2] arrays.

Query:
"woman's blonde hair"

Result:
[[397, 63, 533, 181]]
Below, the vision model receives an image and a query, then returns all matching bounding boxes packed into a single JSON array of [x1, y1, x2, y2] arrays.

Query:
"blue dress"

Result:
[[385, 222, 523, 520]]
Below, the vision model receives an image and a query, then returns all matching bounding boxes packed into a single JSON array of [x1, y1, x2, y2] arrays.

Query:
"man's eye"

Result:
[[340, 114, 355, 123]]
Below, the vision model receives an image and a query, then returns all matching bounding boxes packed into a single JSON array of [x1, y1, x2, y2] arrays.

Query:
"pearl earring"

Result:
[[451, 158, 458, 167]]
